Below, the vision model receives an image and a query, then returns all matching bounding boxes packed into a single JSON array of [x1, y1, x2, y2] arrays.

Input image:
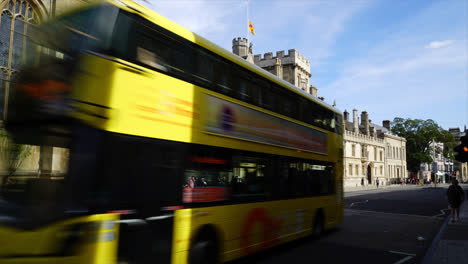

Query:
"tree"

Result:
[[391, 118, 456, 173], [0, 130, 33, 185]]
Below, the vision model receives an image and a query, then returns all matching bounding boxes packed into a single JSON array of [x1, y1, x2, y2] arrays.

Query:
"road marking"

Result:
[[421, 214, 451, 264], [393, 256, 413, 264], [389, 250, 416, 256], [345, 209, 440, 219], [432, 208, 449, 218], [349, 200, 368, 207]]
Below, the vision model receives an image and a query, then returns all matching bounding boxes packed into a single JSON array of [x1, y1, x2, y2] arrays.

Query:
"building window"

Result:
[[380, 151, 383, 161], [374, 147, 377, 161], [352, 144, 355, 157], [362, 165, 365, 175], [349, 164, 353, 176], [380, 166, 383, 175], [355, 164, 359, 176], [0, 0, 39, 119]]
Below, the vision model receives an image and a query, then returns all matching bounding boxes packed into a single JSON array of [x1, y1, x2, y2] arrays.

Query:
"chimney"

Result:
[[310, 85, 318, 97], [361, 111, 370, 135], [383, 120, 391, 131], [353, 109, 359, 133], [343, 110, 349, 121]]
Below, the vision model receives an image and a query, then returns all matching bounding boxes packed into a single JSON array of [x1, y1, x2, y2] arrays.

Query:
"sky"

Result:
[[135, 0, 467, 130]]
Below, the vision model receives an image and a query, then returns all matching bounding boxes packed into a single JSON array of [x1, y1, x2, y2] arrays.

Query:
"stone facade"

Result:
[[0, 0, 83, 179], [342, 109, 407, 187]]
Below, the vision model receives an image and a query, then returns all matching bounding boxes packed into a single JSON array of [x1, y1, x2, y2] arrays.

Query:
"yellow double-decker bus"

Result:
[[0, 0, 343, 263]]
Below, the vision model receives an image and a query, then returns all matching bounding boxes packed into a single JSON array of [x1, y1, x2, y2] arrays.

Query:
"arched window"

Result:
[[0, 0, 40, 119]]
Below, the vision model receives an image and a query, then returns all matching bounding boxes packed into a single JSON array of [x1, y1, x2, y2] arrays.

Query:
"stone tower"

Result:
[[232, 37, 254, 63], [232, 37, 248, 57]]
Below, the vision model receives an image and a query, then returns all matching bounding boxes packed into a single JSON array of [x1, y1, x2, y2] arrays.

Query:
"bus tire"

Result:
[[312, 211, 324, 238], [189, 234, 219, 264]]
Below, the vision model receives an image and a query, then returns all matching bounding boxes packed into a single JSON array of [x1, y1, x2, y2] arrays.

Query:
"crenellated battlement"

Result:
[[232, 37, 249, 45], [253, 49, 310, 71], [232, 37, 249, 58]]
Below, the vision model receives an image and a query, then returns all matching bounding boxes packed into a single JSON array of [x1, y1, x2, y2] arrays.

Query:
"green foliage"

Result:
[[0, 130, 33, 184], [391, 118, 456, 173]]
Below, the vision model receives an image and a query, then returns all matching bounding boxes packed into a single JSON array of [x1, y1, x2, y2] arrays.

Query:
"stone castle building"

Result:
[[343, 110, 407, 187], [232, 37, 318, 96], [232, 38, 408, 187]]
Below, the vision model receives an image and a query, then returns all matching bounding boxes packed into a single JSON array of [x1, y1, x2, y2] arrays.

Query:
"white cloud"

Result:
[[425, 40, 454, 49]]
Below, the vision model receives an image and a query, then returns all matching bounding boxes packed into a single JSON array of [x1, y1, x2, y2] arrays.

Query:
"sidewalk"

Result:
[[426, 187, 468, 264], [344, 183, 440, 193]]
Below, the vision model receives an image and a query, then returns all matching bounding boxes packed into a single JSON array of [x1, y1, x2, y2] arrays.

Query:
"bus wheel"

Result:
[[312, 211, 324, 238], [189, 238, 218, 264]]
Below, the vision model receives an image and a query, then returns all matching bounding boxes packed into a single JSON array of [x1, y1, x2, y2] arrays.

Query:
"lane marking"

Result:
[[349, 200, 368, 207], [393, 256, 413, 264], [389, 250, 416, 256]]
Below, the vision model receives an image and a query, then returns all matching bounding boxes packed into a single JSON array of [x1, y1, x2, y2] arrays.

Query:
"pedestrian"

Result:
[[446, 179, 465, 223], [189, 176, 195, 188], [361, 178, 364, 186], [376, 177, 379, 188]]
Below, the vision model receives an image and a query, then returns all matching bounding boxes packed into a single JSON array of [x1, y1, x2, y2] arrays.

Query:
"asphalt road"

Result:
[[230, 185, 456, 264]]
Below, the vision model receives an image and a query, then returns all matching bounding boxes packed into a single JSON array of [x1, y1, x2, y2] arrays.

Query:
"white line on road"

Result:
[[349, 200, 368, 207], [432, 208, 448, 218], [388, 250, 416, 256], [345, 209, 441, 219], [393, 256, 413, 264]]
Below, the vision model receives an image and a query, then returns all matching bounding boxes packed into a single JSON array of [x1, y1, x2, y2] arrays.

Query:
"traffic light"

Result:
[[454, 135, 468, 162]]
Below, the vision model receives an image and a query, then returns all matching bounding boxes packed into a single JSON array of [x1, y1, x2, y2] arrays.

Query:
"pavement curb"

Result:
[[421, 212, 450, 264]]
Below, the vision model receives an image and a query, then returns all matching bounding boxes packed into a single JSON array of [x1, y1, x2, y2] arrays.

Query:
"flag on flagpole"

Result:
[[249, 20, 255, 35]]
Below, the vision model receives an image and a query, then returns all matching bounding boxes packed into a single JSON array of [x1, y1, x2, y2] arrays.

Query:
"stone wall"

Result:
[[253, 49, 312, 91]]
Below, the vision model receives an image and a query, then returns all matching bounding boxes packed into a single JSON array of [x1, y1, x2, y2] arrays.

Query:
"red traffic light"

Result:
[[454, 135, 468, 162]]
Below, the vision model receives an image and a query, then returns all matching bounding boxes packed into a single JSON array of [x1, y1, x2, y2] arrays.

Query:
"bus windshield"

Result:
[[24, 4, 119, 67]]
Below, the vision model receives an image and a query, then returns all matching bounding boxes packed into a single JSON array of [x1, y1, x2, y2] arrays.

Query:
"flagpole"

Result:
[[246, 0, 249, 42]]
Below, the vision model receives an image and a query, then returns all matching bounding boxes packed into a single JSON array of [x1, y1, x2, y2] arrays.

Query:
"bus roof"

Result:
[[103, 0, 342, 115]]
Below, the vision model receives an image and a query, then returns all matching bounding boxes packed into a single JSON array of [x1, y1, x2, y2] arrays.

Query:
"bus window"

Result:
[[213, 61, 232, 95], [231, 156, 267, 199], [182, 153, 231, 203], [307, 164, 335, 196], [135, 29, 171, 72], [289, 161, 306, 196], [194, 50, 214, 82], [172, 44, 194, 74]]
